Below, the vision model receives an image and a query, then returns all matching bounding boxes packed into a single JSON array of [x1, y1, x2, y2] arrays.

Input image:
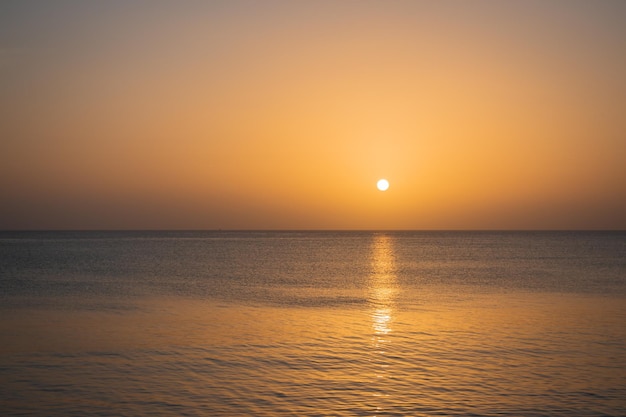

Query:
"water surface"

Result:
[[1, 231, 625, 416]]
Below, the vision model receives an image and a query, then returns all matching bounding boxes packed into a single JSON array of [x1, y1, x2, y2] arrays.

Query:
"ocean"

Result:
[[0, 231, 624, 416]]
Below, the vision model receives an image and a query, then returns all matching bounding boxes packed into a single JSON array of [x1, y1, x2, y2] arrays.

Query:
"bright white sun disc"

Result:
[[377, 179, 389, 191]]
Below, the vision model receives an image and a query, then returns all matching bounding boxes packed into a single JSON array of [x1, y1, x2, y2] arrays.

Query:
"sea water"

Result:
[[0, 231, 624, 416]]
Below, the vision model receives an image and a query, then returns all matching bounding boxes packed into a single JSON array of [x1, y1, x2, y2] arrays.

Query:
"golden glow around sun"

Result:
[[377, 179, 389, 191]]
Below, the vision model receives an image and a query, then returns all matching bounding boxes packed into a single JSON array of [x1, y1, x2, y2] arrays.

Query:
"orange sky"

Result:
[[1, 1, 625, 229]]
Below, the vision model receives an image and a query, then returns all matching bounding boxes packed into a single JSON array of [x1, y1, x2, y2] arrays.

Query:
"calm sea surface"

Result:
[[0, 231, 625, 416]]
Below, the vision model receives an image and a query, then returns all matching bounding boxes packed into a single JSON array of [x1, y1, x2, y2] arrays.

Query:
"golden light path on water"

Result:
[[368, 234, 399, 410]]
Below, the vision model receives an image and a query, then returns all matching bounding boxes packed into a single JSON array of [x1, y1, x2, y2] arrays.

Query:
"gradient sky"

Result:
[[1, 0, 625, 230]]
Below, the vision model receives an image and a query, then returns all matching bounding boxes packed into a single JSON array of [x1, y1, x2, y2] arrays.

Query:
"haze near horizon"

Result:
[[1, 1, 625, 230]]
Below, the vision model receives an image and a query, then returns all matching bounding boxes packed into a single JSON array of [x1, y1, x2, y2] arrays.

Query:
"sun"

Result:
[[377, 179, 389, 191]]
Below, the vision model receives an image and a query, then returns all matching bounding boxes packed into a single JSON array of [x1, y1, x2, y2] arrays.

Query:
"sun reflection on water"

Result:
[[368, 233, 399, 412], [369, 234, 398, 338], [367, 234, 400, 411]]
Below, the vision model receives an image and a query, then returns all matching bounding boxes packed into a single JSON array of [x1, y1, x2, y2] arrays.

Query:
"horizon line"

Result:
[[1, 229, 624, 233]]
